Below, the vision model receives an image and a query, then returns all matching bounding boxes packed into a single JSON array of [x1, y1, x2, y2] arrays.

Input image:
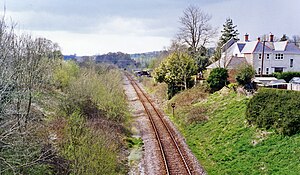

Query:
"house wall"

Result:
[[284, 54, 300, 72], [251, 53, 300, 75], [253, 52, 272, 75], [244, 54, 253, 66], [287, 83, 300, 91]]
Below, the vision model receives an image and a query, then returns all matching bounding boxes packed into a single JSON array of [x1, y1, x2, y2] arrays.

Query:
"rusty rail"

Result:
[[126, 73, 192, 175]]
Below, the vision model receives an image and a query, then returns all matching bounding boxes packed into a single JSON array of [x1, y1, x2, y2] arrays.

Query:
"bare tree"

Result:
[[178, 5, 216, 56], [290, 35, 300, 47], [0, 15, 62, 174]]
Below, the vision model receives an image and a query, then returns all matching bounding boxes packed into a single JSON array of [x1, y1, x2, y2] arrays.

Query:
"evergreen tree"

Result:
[[154, 51, 197, 98], [212, 18, 239, 61], [280, 34, 289, 41], [219, 18, 239, 45]]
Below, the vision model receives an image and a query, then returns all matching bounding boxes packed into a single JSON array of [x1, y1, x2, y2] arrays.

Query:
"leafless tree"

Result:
[[178, 5, 216, 56], [0, 15, 62, 174], [290, 35, 300, 47]]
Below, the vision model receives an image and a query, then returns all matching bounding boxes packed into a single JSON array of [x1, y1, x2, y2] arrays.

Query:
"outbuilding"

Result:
[[287, 77, 300, 91]]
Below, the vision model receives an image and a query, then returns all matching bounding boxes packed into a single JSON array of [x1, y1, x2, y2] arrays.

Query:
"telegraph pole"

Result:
[[261, 41, 266, 77]]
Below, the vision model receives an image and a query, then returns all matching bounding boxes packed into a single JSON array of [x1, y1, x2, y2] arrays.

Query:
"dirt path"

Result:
[[124, 75, 206, 175]]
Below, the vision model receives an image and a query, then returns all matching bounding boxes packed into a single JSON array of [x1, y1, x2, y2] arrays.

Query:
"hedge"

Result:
[[273, 71, 300, 82], [246, 88, 300, 136]]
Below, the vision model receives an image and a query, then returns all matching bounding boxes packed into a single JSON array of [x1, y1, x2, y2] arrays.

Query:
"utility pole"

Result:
[[260, 41, 266, 77]]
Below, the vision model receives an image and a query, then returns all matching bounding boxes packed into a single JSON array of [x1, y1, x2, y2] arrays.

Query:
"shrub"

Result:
[[246, 88, 300, 135], [53, 61, 80, 89], [228, 83, 238, 91], [62, 111, 120, 175], [273, 71, 300, 82], [207, 68, 229, 92], [235, 64, 255, 86]]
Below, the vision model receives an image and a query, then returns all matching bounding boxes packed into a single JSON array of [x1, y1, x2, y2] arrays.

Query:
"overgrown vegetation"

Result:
[[0, 16, 130, 174], [246, 88, 300, 136], [0, 16, 62, 174], [52, 62, 130, 174], [273, 71, 300, 82]]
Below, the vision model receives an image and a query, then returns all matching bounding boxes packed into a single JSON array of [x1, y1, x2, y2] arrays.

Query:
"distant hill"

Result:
[[130, 51, 168, 68], [130, 51, 166, 60], [95, 52, 137, 68]]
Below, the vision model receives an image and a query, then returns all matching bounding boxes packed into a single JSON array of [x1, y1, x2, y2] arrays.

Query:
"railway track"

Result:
[[126, 73, 193, 175]]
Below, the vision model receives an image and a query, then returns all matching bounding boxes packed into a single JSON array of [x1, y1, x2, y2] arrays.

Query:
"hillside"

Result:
[[159, 86, 300, 174], [95, 52, 136, 68]]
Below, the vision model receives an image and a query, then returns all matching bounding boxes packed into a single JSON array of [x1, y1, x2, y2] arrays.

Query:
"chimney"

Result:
[[245, 33, 249, 42], [257, 37, 261, 42], [269, 33, 274, 42]]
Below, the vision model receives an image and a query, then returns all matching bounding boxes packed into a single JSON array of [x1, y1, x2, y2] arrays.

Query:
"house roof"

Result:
[[241, 41, 258, 53], [269, 79, 287, 85], [207, 56, 247, 69], [290, 77, 300, 84], [253, 77, 278, 82], [237, 43, 246, 52], [253, 77, 281, 86], [284, 43, 300, 53], [239, 40, 300, 54], [221, 38, 237, 52], [253, 42, 273, 53], [273, 41, 287, 51]]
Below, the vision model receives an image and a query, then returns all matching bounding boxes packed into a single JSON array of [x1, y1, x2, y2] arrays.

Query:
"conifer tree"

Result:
[[212, 18, 239, 62], [219, 18, 239, 45], [280, 34, 288, 41]]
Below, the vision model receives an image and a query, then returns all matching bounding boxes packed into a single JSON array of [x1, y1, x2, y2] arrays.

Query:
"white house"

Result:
[[207, 33, 300, 75]]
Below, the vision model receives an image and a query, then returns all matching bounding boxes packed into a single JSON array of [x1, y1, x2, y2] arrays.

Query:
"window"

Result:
[[258, 68, 261, 75], [258, 54, 262, 59], [274, 67, 284, 73], [266, 54, 270, 59], [266, 67, 269, 74], [290, 59, 294, 67], [275, 53, 284, 60]]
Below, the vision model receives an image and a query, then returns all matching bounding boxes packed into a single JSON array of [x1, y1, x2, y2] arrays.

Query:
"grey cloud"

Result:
[[2, 0, 186, 36]]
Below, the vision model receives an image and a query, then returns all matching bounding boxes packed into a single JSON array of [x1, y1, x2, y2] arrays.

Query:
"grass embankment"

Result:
[[163, 86, 300, 174]]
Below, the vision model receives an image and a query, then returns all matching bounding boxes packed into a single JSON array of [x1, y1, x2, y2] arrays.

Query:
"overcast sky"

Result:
[[1, 0, 300, 55]]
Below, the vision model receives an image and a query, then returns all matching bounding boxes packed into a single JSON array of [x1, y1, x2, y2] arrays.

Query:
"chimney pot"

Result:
[[245, 33, 249, 42], [269, 33, 274, 42]]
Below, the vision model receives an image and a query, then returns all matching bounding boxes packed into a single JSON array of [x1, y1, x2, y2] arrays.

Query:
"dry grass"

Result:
[[170, 85, 208, 108], [186, 107, 208, 124], [141, 77, 168, 104]]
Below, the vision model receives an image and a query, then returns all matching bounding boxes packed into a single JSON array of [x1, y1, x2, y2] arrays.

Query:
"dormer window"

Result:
[[275, 53, 284, 60]]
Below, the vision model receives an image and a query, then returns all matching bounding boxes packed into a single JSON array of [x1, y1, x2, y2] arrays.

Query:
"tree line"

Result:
[[153, 5, 240, 98]]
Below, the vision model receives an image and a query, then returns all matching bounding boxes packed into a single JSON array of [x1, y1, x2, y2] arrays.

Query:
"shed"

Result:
[[287, 77, 300, 91]]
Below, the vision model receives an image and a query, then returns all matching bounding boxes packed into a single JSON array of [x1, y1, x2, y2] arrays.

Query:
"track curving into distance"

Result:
[[126, 73, 193, 175]]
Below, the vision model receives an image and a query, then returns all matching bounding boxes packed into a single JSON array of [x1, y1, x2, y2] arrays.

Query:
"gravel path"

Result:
[[124, 75, 206, 175]]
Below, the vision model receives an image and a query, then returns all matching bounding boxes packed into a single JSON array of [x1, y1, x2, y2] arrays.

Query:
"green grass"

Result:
[[167, 90, 300, 174]]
